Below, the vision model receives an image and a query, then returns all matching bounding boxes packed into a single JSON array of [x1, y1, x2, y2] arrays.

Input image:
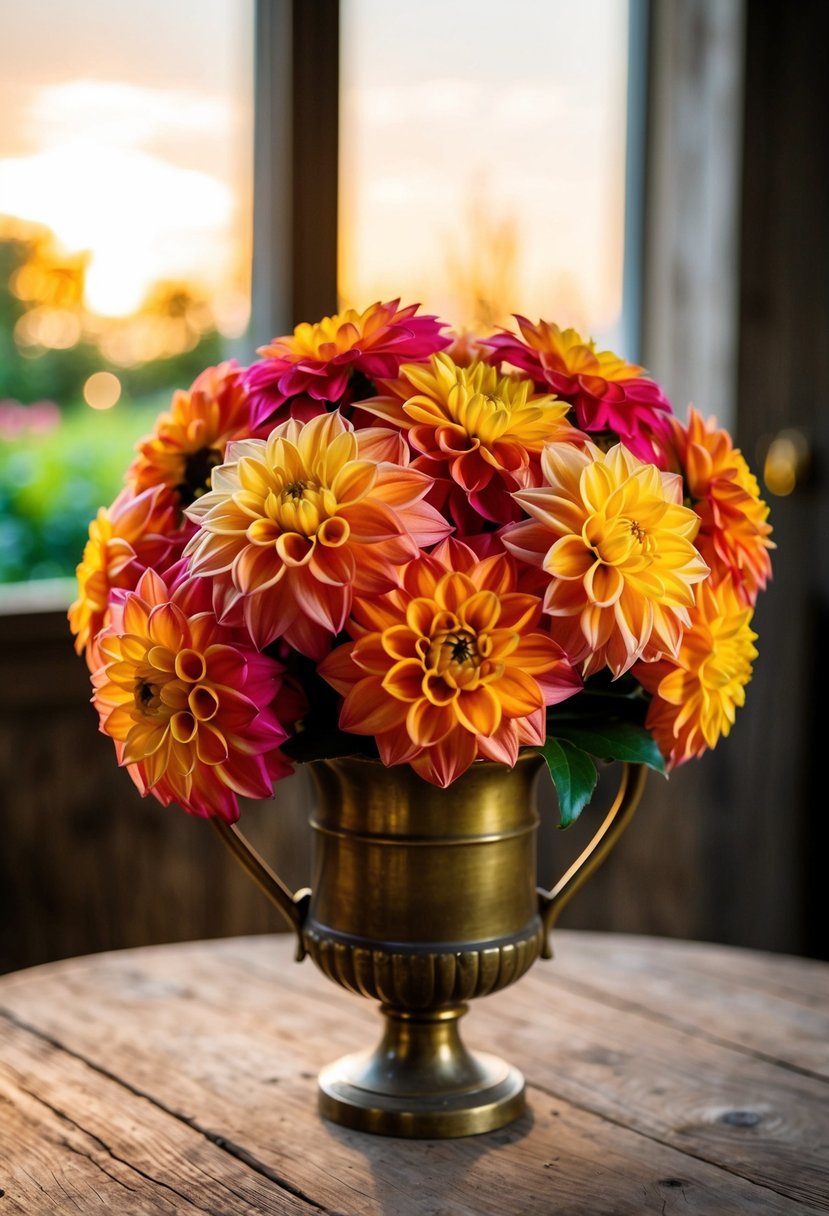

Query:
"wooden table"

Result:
[[1, 932, 827, 1215]]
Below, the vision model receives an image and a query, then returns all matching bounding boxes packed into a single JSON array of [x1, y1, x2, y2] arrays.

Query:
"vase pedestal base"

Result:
[[317, 1003, 526, 1138]]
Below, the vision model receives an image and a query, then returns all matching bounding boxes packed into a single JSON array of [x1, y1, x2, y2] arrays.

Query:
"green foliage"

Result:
[[0, 400, 161, 584], [552, 721, 666, 774], [539, 682, 667, 827], [537, 736, 599, 828]]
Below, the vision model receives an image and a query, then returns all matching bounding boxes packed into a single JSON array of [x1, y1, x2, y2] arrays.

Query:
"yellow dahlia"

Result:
[[635, 578, 758, 768], [184, 411, 451, 658], [92, 568, 295, 821], [671, 408, 773, 605], [318, 540, 581, 787], [361, 353, 578, 526], [69, 485, 180, 664], [127, 361, 254, 506], [503, 441, 709, 677]]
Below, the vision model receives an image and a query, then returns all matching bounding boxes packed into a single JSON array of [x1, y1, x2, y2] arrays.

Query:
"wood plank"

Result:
[[0, 1015, 322, 1215], [643, 0, 745, 430], [485, 979, 829, 1210], [546, 932, 829, 1074], [2, 935, 826, 1214]]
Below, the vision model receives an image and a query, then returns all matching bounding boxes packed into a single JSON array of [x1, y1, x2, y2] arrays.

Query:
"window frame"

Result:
[[251, 0, 339, 346]]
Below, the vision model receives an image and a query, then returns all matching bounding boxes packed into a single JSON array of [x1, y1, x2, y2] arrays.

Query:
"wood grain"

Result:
[[1, 933, 826, 1214], [0, 1017, 319, 1215]]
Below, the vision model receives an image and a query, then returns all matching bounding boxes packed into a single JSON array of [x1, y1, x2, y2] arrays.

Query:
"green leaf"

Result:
[[551, 720, 666, 775], [537, 737, 598, 828]]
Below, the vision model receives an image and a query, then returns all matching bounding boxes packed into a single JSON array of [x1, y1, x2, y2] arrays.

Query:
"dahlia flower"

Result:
[[92, 568, 294, 821], [127, 361, 255, 506], [69, 485, 180, 664], [503, 441, 709, 677], [635, 578, 758, 768], [442, 330, 493, 368], [671, 408, 774, 605], [318, 539, 581, 788], [361, 353, 578, 526], [244, 299, 451, 427], [184, 411, 451, 658], [487, 318, 673, 463]]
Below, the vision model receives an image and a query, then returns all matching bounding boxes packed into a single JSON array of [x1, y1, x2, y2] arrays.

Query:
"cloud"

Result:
[[28, 80, 233, 150]]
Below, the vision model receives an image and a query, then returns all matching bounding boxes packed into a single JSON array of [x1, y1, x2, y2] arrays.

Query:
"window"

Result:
[[0, 0, 253, 586], [339, 0, 636, 350]]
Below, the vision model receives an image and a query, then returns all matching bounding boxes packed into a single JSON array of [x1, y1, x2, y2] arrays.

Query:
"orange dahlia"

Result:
[[635, 578, 758, 768], [127, 361, 255, 506], [92, 568, 295, 821], [360, 353, 578, 526], [244, 299, 450, 427], [318, 539, 581, 788], [184, 411, 451, 658], [487, 318, 673, 463], [69, 485, 180, 664], [671, 408, 773, 605], [503, 441, 709, 677]]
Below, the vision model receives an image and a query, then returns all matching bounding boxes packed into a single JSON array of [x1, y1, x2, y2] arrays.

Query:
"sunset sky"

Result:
[[0, 0, 253, 319], [340, 0, 630, 341], [0, 0, 629, 344]]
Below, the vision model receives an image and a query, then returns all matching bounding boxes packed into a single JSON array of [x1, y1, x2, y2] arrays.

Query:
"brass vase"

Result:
[[215, 754, 646, 1138]]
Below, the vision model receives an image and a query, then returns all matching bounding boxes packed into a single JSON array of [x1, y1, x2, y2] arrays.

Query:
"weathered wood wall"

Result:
[[0, 608, 313, 974]]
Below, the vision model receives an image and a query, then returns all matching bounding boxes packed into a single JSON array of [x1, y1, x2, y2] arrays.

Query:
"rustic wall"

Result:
[[0, 606, 313, 974]]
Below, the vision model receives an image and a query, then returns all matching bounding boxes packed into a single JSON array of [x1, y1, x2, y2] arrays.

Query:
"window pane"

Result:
[[0, 0, 253, 586], [339, 0, 630, 346]]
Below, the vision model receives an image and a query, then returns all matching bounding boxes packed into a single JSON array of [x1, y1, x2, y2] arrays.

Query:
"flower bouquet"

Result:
[[70, 300, 772, 827], [69, 300, 774, 1136]]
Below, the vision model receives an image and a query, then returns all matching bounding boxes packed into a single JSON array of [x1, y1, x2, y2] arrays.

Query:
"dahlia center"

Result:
[[427, 628, 483, 687], [274, 479, 329, 535], [178, 446, 223, 505], [134, 680, 163, 714], [586, 512, 653, 566], [460, 391, 506, 444]]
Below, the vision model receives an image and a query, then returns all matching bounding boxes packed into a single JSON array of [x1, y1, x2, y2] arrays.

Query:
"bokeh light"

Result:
[[83, 371, 122, 411]]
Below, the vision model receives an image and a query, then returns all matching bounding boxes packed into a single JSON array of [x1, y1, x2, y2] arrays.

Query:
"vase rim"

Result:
[[308, 750, 544, 775]]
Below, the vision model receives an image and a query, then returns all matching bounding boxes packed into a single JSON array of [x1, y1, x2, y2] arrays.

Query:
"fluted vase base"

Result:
[[317, 1003, 525, 1138]]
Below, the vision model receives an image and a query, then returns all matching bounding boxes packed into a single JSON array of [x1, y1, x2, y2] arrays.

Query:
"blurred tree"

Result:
[[0, 219, 234, 585]]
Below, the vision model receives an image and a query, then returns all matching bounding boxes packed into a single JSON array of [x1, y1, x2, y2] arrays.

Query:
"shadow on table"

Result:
[[319, 1107, 536, 1216]]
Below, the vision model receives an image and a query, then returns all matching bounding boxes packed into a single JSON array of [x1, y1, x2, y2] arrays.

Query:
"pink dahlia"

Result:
[[244, 299, 451, 428], [487, 318, 673, 464], [92, 568, 297, 822]]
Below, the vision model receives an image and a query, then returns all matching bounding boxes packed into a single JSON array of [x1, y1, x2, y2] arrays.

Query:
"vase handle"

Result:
[[536, 763, 647, 959], [212, 819, 311, 961]]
